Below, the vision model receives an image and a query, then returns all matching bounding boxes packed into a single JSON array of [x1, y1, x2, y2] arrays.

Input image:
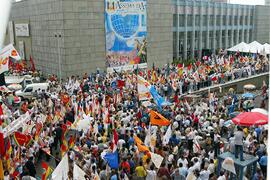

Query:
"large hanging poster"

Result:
[[105, 0, 147, 70]]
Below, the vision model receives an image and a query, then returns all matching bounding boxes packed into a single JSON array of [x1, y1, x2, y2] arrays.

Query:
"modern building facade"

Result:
[[172, 0, 255, 60], [253, 5, 270, 44], [4, 0, 270, 77]]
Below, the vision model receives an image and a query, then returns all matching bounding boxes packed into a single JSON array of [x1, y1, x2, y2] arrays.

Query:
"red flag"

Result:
[[112, 129, 118, 152], [211, 76, 217, 81], [196, 60, 201, 67], [188, 64, 192, 71], [69, 135, 75, 148], [61, 124, 68, 140], [117, 80, 125, 89], [177, 63, 183, 68], [0, 133, 5, 157], [30, 55, 35, 72], [15, 62, 22, 72]]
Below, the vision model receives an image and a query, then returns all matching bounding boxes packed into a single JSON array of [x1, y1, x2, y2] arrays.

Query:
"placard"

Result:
[[15, 23, 30, 37]]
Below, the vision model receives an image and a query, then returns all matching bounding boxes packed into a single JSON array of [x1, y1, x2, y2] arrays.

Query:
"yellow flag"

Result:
[[0, 159, 4, 179]]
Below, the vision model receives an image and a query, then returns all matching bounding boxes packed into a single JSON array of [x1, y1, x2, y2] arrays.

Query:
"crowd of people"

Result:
[[0, 53, 268, 180]]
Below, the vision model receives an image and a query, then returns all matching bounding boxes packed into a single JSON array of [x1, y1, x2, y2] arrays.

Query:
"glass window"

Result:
[[216, 15, 221, 26], [222, 30, 226, 48], [187, 15, 192, 26], [229, 16, 232, 26], [24, 87, 33, 93], [209, 31, 213, 49], [173, 14, 177, 27], [179, 32, 184, 59], [249, 30, 252, 42], [179, 15, 185, 27], [202, 31, 207, 49], [240, 16, 243, 25], [223, 15, 226, 26], [173, 32, 177, 58], [195, 15, 200, 26], [234, 30, 238, 44], [245, 16, 248, 25], [250, 16, 253, 25], [234, 16, 238, 25], [239, 30, 242, 42], [210, 15, 214, 26], [203, 15, 207, 26]]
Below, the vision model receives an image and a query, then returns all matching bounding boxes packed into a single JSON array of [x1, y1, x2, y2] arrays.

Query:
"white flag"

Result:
[[162, 125, 172, 146], [222, 157, 236, 174], [51, 154, 69, 180], [73, 163, 86, 180], [137, 75, 151, 101], [150, 152, 164, 169], [144, 125, 151, 146]]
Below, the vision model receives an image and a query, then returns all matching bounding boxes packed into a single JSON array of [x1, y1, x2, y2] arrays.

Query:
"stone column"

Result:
[[225, 5, 229, 48], [213, 3, 217, 52], [191, 1, 195, 59], [184, 3, 188, 60]]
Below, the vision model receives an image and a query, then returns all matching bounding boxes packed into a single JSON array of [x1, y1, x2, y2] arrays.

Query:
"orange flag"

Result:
[[137, 143, 150, 152], [134, 136, 143, 145], [134, 136, 149, 153], [150, 110, 170, 126]]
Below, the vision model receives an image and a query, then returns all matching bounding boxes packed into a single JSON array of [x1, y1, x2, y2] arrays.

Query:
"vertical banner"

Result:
[[8, 21, 14, 45], [105, 0, 147, 70], [18, 41, 25, 59]]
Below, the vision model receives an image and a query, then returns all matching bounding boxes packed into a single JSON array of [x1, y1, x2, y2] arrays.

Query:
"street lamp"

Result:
[[55, 33, 62, 84]]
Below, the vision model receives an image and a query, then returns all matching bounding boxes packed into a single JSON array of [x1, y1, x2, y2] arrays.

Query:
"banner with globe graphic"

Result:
[[105, 0, 147, 69]]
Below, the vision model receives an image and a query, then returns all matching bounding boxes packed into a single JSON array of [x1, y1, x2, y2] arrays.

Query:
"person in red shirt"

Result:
[[121, 157, 131, 174]]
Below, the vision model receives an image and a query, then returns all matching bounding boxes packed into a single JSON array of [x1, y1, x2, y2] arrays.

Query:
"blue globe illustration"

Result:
[[110, 14, 139, 39]]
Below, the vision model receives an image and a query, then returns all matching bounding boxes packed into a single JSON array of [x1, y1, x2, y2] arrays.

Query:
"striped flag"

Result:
[[41, 161, 53, 180]]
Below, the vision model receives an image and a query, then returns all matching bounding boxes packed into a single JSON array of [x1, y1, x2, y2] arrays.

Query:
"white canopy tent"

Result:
[[227, 41, 270, 54], [227, 42, 250, 52], [262, 43, 270, 54], [248, 41, 263, 53]]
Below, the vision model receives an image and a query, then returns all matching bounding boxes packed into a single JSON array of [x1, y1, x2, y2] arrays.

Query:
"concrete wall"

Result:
[[147, 0, 173, 67], [254, 6, 270, 44], [62, 0, 105, 76], [6, 0, 65, 77]]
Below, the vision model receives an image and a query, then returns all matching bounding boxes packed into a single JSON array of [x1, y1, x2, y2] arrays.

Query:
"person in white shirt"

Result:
[[207, 159, 215, 175], [198, 167, 210, 180], [217, 171, 226, 180], [177, 156, 189, 168], [146, 164, 157, 180]]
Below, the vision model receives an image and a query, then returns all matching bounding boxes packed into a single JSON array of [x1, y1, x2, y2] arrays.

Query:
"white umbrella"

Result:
[[243, 84, 256, 90], [251, 108, 268, 115]]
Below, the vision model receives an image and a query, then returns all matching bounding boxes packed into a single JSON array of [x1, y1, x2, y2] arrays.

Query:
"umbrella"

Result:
[[232, 112, 268, 126], [242, 92, 255, 99], [243, 84, 256, 90], [229, 111, 240, 118], [251, 108, 268, 115]]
